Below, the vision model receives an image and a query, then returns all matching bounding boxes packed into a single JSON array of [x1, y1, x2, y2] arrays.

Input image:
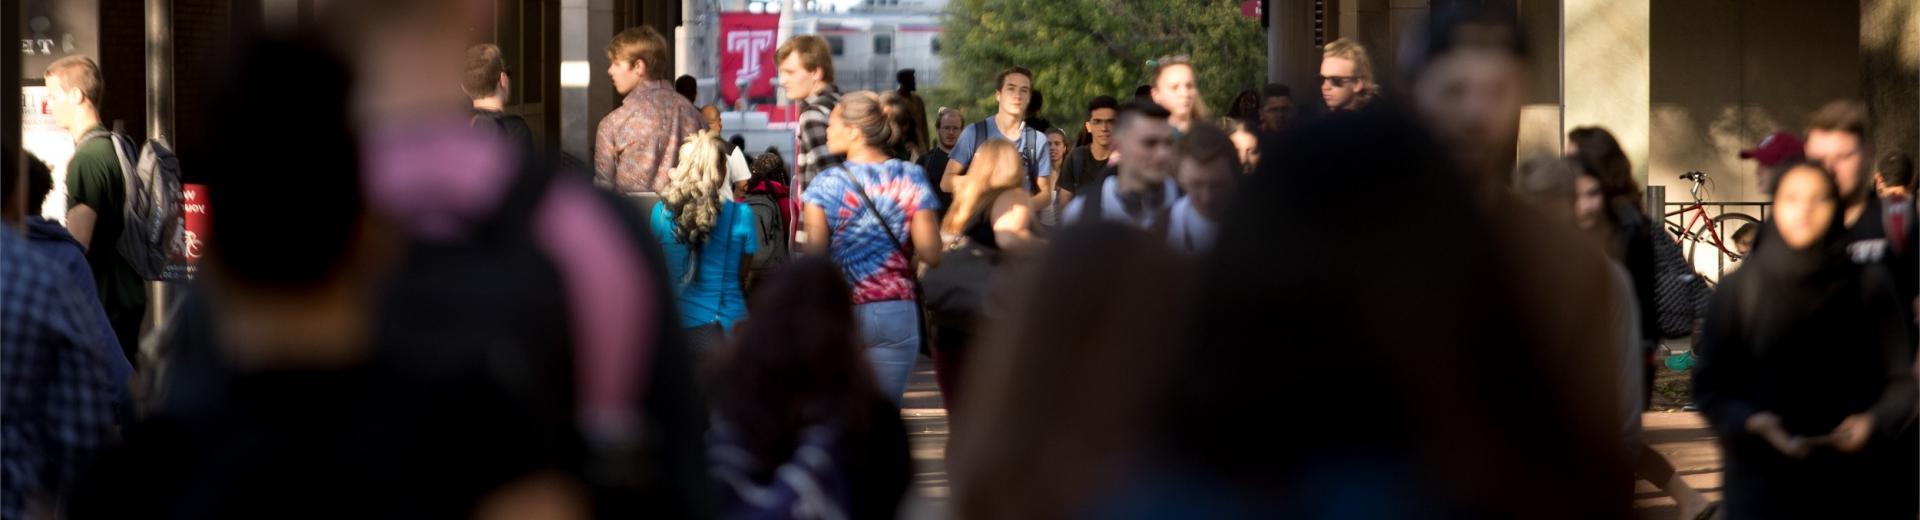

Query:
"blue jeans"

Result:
[[856, 300, 920, 405]]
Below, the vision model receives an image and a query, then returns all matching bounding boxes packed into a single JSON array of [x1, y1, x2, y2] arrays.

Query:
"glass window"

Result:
[[873, 34, 893, 55], [826, 35, 845, 57]]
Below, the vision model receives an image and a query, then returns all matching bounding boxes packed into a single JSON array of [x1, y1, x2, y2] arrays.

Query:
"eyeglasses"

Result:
[[1320, 76, 1358, 88], [1087, 118, 1116, 127]]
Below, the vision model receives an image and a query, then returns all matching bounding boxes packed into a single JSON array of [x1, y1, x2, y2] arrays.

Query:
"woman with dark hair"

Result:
[[1693, 163, 1917, 519], [1043, 127, 1071, 225], [801, 90, 943, 404], [1567, 127, 1642, 212], [707, 257, 912, 520], [1567, 126, 1661, 402], [1226, 88, 1262, 128]]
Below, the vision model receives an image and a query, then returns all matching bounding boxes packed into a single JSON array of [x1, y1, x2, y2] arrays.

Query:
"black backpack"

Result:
[[744, 191, 789, 284]]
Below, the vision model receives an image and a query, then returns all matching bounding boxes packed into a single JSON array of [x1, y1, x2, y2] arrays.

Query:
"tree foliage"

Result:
[[930, 0, 1267, 136]]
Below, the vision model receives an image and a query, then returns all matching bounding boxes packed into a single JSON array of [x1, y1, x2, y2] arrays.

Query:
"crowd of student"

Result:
[[5, 1, 1917, 519]]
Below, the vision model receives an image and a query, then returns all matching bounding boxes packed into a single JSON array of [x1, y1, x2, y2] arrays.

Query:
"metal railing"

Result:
[[1648, 185, 1773, 282]]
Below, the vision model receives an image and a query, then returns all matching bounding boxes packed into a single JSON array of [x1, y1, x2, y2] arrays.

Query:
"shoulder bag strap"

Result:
[[843, 168, 914, 262]]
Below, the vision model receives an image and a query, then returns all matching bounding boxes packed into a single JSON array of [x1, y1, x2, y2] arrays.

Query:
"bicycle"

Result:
[[1664, 171, 1760, 279]]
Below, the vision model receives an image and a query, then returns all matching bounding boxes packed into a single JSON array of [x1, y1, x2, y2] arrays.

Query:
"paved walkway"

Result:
[[899, 356, 950, 519], [1636, 412, 1725, 519], [895, 354, 1724, 519]]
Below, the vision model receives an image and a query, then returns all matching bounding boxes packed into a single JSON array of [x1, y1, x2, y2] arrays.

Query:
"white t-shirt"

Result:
[[718, 147, 752, 203]]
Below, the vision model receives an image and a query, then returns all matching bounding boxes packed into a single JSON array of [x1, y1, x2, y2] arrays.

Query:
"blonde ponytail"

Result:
[[664, 129, 728, 247]]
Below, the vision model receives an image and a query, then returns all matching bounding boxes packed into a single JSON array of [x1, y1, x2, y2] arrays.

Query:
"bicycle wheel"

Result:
[[1686, 212, 1760, 281]]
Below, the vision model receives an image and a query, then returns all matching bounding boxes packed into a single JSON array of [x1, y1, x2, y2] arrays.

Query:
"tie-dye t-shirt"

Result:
[[802, 159, 941, 304]]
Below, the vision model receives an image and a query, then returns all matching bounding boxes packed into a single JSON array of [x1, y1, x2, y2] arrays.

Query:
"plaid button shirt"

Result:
[[1, 228, 121, 519], [793, 85, 843, 186], [595, 80, 707, 194]]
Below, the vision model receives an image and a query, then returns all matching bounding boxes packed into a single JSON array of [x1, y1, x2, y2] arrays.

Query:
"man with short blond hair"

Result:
[[1320, 38, 1376, 112], [595, 26, 706, 194], [464, 43, 535, 156], [44, 55, 145, 362]]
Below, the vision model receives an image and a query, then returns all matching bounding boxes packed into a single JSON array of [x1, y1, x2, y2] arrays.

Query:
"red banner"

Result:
[[176, 184, 209, 280], [719, 12, 782, 106]]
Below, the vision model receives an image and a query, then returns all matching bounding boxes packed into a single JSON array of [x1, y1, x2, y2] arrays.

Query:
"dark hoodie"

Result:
[[1693, 192, 1918, 519]]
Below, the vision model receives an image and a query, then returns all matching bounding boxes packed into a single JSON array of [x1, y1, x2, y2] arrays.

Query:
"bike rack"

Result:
[[1650, 185, 1773, 283]]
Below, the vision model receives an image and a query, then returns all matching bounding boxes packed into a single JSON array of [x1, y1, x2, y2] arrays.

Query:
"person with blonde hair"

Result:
[[1320, 38, 1376, 112], [801, 90, 943, 404], [929, 139, 1040, 414], [943, 139, 1041, 252], [654, 129, 759, 351], [1150, 55, 1206, 133]]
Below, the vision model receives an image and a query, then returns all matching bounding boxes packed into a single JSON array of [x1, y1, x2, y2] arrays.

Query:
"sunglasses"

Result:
[[1320, 76, 1358, 88]]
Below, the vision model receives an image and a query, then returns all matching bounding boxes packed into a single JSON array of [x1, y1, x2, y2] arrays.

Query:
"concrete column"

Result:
[[1268, 0, 1319, 94], [1563, 0, 1651, 184], [1514, 0, 1562, 161], [1861, 0, 1919, 160], [559, 0, 616, 160]]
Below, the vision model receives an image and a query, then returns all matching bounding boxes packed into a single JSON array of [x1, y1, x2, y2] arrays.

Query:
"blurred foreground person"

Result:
[[927, 139, 1041, 418], [1166, 122, 1239, 255], [2, 200, 123, 517], [342, 1, 710, 514], [706, 258, 911, 519], [1520, 156, 1716, 520], [1062, 100, 1179, 229], [1567, 127, 1665, 399], [950, 224, 1186, 519], [801, 90, 943, 404], [1693, 163, 1917, 519], [656, 131, 758, 353], [3, 158, 133, 413], [72, 35, 592, 519], [1135, 70, 1628, 520]]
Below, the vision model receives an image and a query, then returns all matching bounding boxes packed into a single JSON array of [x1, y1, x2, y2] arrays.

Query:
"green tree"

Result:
[[930, 0, 1267, 137]]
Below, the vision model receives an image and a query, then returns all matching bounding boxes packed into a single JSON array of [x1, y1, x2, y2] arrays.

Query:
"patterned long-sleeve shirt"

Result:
[[2, 228, 121, 519], [595, 80, 707, 194]]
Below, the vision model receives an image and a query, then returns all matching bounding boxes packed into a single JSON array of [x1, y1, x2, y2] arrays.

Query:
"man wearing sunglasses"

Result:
[[1319, 38, 1376, 112]]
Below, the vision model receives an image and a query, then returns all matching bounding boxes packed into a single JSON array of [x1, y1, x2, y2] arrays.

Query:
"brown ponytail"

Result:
[[841, 90, 912, 150]]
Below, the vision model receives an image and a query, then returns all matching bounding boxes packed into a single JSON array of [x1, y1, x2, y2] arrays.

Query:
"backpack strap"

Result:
[[80, 130, 137, 181], [842, 167, 913, 262], [970, 120, 991, 154]]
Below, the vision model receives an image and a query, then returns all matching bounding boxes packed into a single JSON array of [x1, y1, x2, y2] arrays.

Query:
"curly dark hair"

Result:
[[748, 148, 789, 189]]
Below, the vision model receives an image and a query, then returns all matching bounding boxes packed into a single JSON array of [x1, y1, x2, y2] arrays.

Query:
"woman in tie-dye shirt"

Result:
[[800, 91, 943, 405]]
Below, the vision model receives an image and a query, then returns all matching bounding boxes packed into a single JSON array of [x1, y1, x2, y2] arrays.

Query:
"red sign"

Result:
[[719, 13, 782, 106], [177, 184, 209, 279], [1242, 0, 1261, 18]]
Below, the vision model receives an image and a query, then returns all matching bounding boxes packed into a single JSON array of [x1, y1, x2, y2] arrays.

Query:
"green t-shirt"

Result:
[[66, 126, 148, 315]]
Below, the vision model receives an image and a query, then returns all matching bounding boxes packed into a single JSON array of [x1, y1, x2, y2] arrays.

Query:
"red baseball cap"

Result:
[[1739, 131, 1805, 167]]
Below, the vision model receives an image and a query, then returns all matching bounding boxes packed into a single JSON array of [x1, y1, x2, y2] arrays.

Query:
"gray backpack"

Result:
[[83, 130, 184, 281]]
